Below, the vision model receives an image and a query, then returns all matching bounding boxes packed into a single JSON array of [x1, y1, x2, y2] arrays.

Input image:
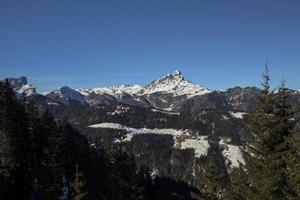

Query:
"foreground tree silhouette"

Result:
[[231, 66, 300, 199], [194, 145, 229, 200], [107, 132, 145, 200], [70, 162, 88, 200], [0, 80, 31, 199]]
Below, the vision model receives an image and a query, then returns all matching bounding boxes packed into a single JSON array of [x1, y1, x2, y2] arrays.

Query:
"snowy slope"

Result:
[[229, 111, 247, 119], [47, 86, 87, 105], [88, 122, 210, 157], [219, 139, 245, 168], [17, 84, 36, 96], [89, 121, 244, 166], [138, 70, 210, 98], [77, 84, 143, 98]]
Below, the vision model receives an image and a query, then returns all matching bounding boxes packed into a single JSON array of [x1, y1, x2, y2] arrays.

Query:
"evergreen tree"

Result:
[[195, 146, 229, 200], [58, 121, 90, 198], [288, 129, 300, 197], [231, 66, 299, 199], [107, 132, 144, 200], [86, 137, 109, 200], [229, 165, 254, 200], [138, 165, 153, 200], [35, 110, 64, 200], [274, 80, 300, 198], [0, 80, 31, 199], [70, 162, 88, 200]]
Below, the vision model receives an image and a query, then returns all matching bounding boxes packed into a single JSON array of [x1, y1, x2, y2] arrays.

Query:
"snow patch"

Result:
[[220, 139, 245, 168], [108, 105, 130, 115], [17, 84, 36, 96], [47, 102, 59, 106], [222, 115, 229, 121], [229, 111, 247, 119], [179, 137, 209, 157], [88, 122, 210, 157], [150, 109, 180, 115], [88, 122, 126, 130]]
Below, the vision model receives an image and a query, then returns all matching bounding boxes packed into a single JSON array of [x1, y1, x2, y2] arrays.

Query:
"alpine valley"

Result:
[[4, 70, 300, 199]]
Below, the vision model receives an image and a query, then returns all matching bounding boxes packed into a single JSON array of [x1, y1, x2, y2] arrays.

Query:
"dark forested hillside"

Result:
[[1, 68, 300, 200]]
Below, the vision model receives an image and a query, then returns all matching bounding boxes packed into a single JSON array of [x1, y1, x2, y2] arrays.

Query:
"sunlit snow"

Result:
[[219, 139, 245, 168], [88, 122, 210, 157]]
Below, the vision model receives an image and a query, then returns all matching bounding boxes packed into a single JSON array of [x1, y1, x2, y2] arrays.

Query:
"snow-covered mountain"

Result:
[[1, 76, 36, 97], [138, 70, 210, 98], [6, 71, 300, 112], [46, 86, 88, 106], [42, 70, 211, 108], [78, 84, 143, 98], [77, 70, 209, 99]]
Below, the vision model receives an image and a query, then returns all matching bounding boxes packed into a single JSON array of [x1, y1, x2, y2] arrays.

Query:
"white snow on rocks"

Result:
[[229, 111, 247, 119], [219, 139, 245, 168], [88, 122, 210, 157], [179, 137, 210, 158], [138, 70, 210, 98], [47, 102, 59, 106], [50, 86, 87, 105], [2, 76, 37, 96], [78, 84, 143, 98], [108, 105, 130, 115], [17, 84, 36, 96], [88, 122, 127, 130], [150, 109, 180, 115]]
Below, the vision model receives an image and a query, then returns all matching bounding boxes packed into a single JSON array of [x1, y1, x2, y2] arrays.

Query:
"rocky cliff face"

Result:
[[1, 76, 36, 97]]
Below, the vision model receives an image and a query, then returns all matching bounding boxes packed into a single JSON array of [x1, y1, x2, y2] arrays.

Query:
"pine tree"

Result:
[[229, 165, 254, 200], [231, 65, 299, 199], [288, 129, 300, 197], [274, 79, 300, 198], [70, 162, 88, 200], [87, 140, 108, 200], [107, 132, 144, 200], [195, 146, 229, 200], [35, 110, 64, 200], [0, 80, 31, 199], [138, 165, 153, 200], [58, 121, 90, 198]]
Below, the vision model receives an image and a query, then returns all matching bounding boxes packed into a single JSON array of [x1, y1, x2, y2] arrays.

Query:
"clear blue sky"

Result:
[[0, 0, 299, 92]]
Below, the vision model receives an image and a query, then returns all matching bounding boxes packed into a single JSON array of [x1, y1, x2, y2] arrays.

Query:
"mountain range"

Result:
[[2, 70, 300, 187]]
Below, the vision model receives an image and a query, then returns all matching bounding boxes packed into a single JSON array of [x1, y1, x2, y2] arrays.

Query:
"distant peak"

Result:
[[58, 86, 72, 90], [2, 76, 28, 86], [164, 70, 184, 81], [173, 69, 182, 75]]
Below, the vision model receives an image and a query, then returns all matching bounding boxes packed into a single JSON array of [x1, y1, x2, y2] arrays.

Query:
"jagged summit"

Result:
[[3, 70, 212, 108], [77, 84, 143, 97], [162, 70, 184, 81], [47, 86, 87, 105], [1, 76, 36, 96], [138, 70, 210, 98]]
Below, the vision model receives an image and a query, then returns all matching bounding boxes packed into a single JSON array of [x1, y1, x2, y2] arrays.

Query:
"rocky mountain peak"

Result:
[[138, 70, 210, 98], [163, 69, 184, 81], [47, 86, 87, 106], [2, 76, 28, 90], [1, 76, 36, 96]]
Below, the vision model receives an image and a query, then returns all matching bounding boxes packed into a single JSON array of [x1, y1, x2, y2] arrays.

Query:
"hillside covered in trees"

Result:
[[0, 67, 300, 200]]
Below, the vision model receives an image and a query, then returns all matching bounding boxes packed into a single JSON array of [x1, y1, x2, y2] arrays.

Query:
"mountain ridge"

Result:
[[3, 71, 300, 112]]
